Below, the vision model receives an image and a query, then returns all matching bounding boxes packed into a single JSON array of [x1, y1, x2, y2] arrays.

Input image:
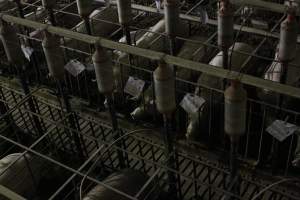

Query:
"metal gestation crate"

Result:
[[0, 79, 299, 200], [0, 0, 300, 199]]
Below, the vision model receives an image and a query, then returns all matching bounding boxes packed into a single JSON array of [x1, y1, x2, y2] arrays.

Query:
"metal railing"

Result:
[[0, 84, 298, 200]]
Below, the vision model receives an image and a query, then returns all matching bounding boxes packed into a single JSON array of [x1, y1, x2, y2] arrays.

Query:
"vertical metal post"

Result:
[[165, 0, 179, 56], [117, 0, 133, 65], [224, 81, 246, 199], [169, 37, 176, 56], [271, 11, 297, 172], [271, 62, 288, 173], [92, 45, 126, 168], [42, 0, 56, 25], [17, 65, 44, 137], [123, 25, 132, 46], [218, 0, 233, 89], [42, 31, 84, 158], [0, 20, 43, 137], [227, 137, 240, 200], [219, 0, 234, 159], [76, 0, 93, 53], [56, 80, 85, 159], [163, 115, 178, 199], [0, 88, 17, 137], [106, 94, 126, 168], [15, 0, 24, 19], [48, 8, 56, 26], [117, 0, 132, 45], [229, 137, 238, 181], [154, 62, 178, 199], [84, 18, 92, 35]]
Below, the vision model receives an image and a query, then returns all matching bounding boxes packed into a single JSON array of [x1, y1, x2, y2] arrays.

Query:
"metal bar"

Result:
[[106, 94, 126, 168], [0, 124, 57, 177], [48, 143, 106, 199], [185, 0, 205, 15], [231, 0, 286, 14], [105, 0, 288, 39], [0, 87, 15, 128], [56, 80, 85, 159], [107, 0, 286, 41], [163, 116, 178, 199], [20, 0, 291, 43], [15, 63, 44, 136], [240, 14, 285, 70], [0, 87, 42, 121], [0, 185, 26, 200], [2, 87, 298, 200], [0, 134, 139, 200], [134, 168, 161, 198], [1, 14, 300, 99]]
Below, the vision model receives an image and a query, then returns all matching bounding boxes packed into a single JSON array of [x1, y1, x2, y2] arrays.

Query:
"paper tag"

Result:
[[266, 120, 298, 142], [21, 45, 34, 61], [124, 76, 145, 97], [180, 93, 206, 114], [64, 60, 86, 77]]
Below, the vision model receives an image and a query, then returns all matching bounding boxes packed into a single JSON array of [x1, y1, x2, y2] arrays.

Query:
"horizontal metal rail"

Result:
[[97, 0, 291, 42], [231, 0, 286, 14], [1, 14, 300, 99]]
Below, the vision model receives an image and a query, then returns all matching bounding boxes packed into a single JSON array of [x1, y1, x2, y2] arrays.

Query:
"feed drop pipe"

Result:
[[224, 80, 247, 197], [117, 0, 132, 46], [218, 0, 233, 88], [113, 19, 166, 94], [277, 12, 298, 106], [42, 0, 56, 25], [76, 0, 94, 53], [42, 31, 85, 160], [2, 14, 300, 100], [0, 21, 44, 137], [154, 62, 178, 199], [130, 35, 208, 121], [271, 11, 298, 173], [92, 45, 126, 168], [76, 0, 93, 35], [186, 43, 254, 141], [165, 0, 180, 56]]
